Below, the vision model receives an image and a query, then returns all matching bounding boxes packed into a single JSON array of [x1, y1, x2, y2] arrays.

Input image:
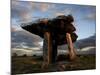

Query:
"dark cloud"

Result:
[[11, 29, 43, 48]]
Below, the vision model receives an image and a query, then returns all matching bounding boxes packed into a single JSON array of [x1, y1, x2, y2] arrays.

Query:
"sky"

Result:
[[11, 0, 96, 40]]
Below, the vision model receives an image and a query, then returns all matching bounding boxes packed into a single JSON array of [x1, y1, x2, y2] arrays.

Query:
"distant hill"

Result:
[[75, 34, 96, 49], [58, 34, 96, 50]]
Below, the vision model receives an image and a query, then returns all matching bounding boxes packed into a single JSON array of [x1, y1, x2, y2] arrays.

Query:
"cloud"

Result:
[[54, 9, 72, 16], [20, 10, 32, 22], [12, 1, 73, 23], [29, 2, 55, 12], [82, 6, 96, 21], [40, 3, 50, 12], [55, 12, 64, 16], [11, 1, 33, 23], [84, 13, 96, 21], [11, 27, 17, 32], [11, 29, 43, 48], [29, 2, 50, 12], [11, 1, 53, 23]]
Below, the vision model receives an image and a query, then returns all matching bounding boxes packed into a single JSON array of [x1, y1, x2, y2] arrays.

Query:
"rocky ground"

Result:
[[11, 55, 96, 75]]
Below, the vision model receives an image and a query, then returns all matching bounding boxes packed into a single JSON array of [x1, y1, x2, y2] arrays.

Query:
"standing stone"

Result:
[[66, 33, 76, 60], [43, 32, 58, 64], [43, 32, 52, 64]]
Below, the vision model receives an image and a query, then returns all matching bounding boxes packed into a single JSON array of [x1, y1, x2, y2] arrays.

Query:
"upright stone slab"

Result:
[[66, 33, 76, 60], [43, 32, 52, 64], [43, 32, 58, 64]]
